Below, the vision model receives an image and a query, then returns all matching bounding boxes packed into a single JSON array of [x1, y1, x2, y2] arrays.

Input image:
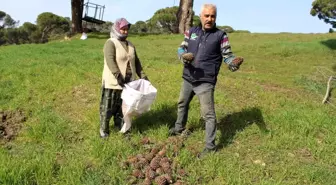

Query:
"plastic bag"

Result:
[[120, 79, 157, 133], [80, 32, 87, 40]]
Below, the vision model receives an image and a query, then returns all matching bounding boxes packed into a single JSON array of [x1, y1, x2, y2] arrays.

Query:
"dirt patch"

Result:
[[259, 83, 297, 94], [295, 148, 316, 163], [54, 85, 97, 122], [0, 109, 26, 143], [72, 85, 96, 104]]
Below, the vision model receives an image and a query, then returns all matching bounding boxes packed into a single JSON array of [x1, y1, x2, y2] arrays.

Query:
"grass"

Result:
[[0, 32, 336, 185]]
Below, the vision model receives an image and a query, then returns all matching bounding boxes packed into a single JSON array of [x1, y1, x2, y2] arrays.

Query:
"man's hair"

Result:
[[200, 4, 217, 15]]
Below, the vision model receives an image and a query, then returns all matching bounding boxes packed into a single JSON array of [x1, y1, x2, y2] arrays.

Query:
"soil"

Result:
[[0, 109, 26, 143]]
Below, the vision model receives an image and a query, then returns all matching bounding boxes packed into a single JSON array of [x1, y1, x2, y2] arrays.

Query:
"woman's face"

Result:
[[119, 26, 129, 35]]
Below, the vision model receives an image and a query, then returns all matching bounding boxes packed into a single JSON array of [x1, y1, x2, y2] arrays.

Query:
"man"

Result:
[[100, 18, 149, 138], [169, 4, 244, 158]]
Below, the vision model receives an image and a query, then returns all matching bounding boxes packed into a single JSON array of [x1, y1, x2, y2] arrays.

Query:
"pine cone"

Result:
[[143, 178, 152, 185], [127, 156, 138, 164], [145, 153, 154, 161], [232, 57, 244, 66], [132, 169, 145, 179], [182, 53, 194, 61], [132, 161, 142, 169], [138, 158, 149, 168], [163, 168, 172, 175], [157, 148, 167, 157], [154, 156, 162, 162], [136, 154, 144, 159], [161, 163, 172, 175], [140, 137, 150, 145], [155, 167, 164, 175], [164, 174, 173, 184], [145, 168, 156, 180], [126, 176, 138, 185], [160, 157, 170, 164], [155, 175, 168, 185], [160, 161, 170, 168], [149, 157, 160, 170], [173, 180, 184, 185], [177, 169, 187, 177], [151, 147, 160, 155]]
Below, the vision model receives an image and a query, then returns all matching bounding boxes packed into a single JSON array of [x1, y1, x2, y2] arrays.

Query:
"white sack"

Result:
[[120, 79, 157, 133]]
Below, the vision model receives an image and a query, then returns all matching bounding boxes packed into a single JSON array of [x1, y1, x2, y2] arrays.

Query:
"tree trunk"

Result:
[[40, 26, 50, 43], [177, 0, 194, 34], [71, 0, 84, 33]]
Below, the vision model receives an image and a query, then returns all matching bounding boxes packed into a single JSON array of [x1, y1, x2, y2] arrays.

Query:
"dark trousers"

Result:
[[99, 86, 124, 135], [174, 80, 217, 150]]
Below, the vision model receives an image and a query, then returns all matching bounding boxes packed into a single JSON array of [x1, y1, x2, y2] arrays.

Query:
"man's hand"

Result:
[[181, 52, 194, 65], [228, 56, 244, 72]]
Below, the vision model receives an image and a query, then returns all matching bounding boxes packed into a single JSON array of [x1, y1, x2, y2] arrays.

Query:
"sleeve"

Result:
[[220, 32, 235, 65], [177, 29, 190, 60], [134, 48, 147, 78], [103, 39, 120, 77]]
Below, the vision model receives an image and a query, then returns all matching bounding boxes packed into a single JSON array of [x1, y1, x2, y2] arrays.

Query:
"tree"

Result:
[[4, 14, 17, 28], [0, 29, 5, 45], [0, 11, 18, 29], [0, 11, 5, 20], [0, 11, 6, 29], [98, 21, 113, 33], [217, 25, 235, 33], [310, 0, 336, 30], [130, 21, 148, 33], [20, 22, 42, 43], [193, 15, 200, 26], [177, 0, 194, 34], [71, 0, 84, 33], [36, 12, 70, 42], [149, 6, 179, 33], [22, 22, 38, 33], [4, 28, 19, 44], [0, 11, 6, 26]]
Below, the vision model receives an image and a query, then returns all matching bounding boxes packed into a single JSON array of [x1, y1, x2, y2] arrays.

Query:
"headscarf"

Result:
[[110, 18, 131, 41]]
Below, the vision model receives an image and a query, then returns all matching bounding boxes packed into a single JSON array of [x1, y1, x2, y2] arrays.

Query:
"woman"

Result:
[[99, 18, 149, 138]]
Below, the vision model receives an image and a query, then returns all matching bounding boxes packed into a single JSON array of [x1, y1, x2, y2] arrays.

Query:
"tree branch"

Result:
[[322, 76, 335, 104]]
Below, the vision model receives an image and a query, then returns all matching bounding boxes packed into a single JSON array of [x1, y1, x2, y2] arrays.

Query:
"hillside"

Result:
[[0, 33, 335, 185]]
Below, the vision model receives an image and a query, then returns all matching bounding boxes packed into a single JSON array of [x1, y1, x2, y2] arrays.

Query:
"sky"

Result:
[[1, 0, 332, 33]]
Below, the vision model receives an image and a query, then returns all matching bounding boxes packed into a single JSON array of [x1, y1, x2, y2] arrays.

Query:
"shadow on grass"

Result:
[[131, 103, 177, 133], [217, 107, 269, 150], [320, 39, 336, 50]]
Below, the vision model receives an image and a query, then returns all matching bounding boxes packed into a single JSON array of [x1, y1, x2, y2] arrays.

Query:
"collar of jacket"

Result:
[[199, 23, 217, 32]]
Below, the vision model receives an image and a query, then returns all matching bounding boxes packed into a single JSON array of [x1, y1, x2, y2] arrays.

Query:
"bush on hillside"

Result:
[[0, 11, 69, 46], [234, 30, 251, 33], [218, 25, 234, 33], [36, 12, 70, 42]]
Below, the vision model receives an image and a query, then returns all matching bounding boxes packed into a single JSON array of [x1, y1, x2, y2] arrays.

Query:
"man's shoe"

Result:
[[197, 148, 217, 159], [168, 128, 183, 136]]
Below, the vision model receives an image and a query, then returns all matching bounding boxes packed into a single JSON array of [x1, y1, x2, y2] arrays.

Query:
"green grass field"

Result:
[[0, 32, 336, 185]]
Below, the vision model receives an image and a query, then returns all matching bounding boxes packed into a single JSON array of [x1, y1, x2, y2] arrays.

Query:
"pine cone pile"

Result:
[[122, 137, 188, 185]]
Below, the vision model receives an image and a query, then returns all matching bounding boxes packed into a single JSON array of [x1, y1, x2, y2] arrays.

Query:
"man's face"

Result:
[[200, 7, 216, 30]]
